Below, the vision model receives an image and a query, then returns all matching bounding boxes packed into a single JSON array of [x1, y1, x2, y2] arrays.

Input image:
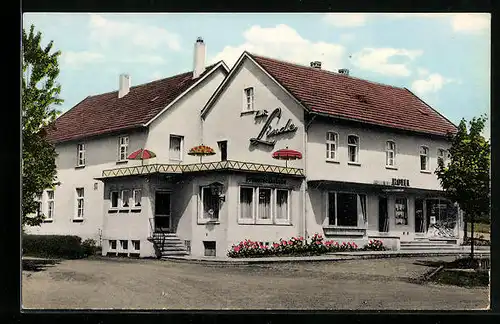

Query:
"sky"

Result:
[[23, 13, 491, 138]]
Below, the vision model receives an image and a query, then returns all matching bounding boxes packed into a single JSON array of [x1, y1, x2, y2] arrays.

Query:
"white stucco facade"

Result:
[[27, 52, 462, 258]]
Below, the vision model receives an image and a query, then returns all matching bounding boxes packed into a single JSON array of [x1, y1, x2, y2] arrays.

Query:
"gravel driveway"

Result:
[[22, 256, 489, 310]]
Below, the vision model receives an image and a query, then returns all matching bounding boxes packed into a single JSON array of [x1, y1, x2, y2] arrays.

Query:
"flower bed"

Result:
[[227, 234, 386, 258]]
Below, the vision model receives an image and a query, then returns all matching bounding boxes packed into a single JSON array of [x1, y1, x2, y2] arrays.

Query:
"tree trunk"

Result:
[[470, 214, 475, 261], [463, 220, 468, 240]]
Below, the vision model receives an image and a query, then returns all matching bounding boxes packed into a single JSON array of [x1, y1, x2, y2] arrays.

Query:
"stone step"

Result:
[[159, 245, 188, 251], [161, 250, 189, 257], [401, 242, 455, 246], [400, 246, 459, 251]]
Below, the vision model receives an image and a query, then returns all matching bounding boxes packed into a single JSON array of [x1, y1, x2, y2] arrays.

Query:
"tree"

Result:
[[22, 24, 63, 227], [435, 115, 490, 261]]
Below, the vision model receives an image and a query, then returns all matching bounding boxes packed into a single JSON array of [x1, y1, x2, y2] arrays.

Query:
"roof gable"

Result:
[[47, 62, 229, 143]]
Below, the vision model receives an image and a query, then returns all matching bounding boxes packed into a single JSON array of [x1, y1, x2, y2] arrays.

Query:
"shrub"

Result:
[[22, 235, 84, 259], [227, 234, 362, 258], [82, 239, 98, 257], [462, 237, 490, 246], [363, 239, 386, 251]]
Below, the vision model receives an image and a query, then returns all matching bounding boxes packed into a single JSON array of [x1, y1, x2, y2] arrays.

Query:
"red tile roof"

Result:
[[47, 63, 223, 143], [249, 53, 457, 137]]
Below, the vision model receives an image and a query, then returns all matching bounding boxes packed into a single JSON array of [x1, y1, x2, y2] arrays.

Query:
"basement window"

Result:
[[120, 240, 128, 250], [203, 241, 216, 257], [109, 240, 117, 250]]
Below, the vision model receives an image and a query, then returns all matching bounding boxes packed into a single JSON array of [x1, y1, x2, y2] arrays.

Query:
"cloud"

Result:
[[88, 14, 181, 51], [351, 48, 423, 77], [123, 55, 166, 65], [211, 24, 345, 70], [417, 68, 430, 77], [411, 73, 456, 95], [322, 14, 367, 27], [62, 51, 104, 69], [451, 13, 490, 33]]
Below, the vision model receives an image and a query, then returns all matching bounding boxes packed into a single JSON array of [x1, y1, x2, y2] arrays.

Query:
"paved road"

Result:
[[22, 256, 489, 310]]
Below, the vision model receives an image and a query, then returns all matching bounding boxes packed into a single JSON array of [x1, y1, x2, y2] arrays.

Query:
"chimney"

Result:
[[193, 37, 206, 79], [118, 74, 131, 98], [338, 68, 349, 76], [310, 61, 322, 69]]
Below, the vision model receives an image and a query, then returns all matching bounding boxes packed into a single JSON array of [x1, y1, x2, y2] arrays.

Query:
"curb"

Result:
[[161, 250, 490, 265]]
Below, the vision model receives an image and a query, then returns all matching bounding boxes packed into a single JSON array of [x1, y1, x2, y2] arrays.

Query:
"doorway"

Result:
[[415, 198, 426, 234], [154, 191, 171, 232], [378, 196, 389, 232]]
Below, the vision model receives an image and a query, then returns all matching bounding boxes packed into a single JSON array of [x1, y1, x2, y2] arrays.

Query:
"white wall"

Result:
[[27, 130, 148, 244], [146, 68, 227, 164], [307, 121, 450, 190], [202, 58, 306, 168]]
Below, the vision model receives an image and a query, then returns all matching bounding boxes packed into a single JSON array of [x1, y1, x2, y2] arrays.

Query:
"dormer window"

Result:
[[244, 87, 254, 111]]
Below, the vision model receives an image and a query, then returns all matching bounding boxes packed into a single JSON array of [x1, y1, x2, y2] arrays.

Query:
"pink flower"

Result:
[[300, 236, 304, 241], [283, 241, 288, 246], [234, 246, 240, 252], [288, 240, 293, 245]]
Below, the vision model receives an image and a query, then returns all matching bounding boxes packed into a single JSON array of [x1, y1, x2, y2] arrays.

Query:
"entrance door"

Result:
[[155, 191, 171, 232], [378, 197, 389, 232], [415, 198, 426, 234]]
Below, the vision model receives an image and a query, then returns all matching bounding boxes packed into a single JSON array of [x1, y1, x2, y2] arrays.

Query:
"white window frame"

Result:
[[132, 240, 140, 251], [120, 240, 128, 250], [437, 148, 448, 166], [75, 188, 85, 219], [325, 191, 366, 228], [121, 190, 130, 208], [132, 189, 142, 209], [326, 131, 338, 162], [36, 193, 43, 218], [77, 143, 85, 167], [386, 140, 396, 167], [237, 186, 291, 225], [118, 136, 129, 162], [243, 87, 254, 111], [274, 189, 291, 224], [420, 145, 430, 171], [110, 191, 119, 209], [199, 186, 220, 221], [169, 135, 184, 162], [347, 134, 360, 163], [46, 190, 55, 220], [109, 240, 117, 250], [256, 187, 273, 224], [238, 186, 256, 224]]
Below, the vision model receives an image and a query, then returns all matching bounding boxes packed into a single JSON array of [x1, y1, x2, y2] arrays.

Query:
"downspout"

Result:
[[303, 113, 316, 239]]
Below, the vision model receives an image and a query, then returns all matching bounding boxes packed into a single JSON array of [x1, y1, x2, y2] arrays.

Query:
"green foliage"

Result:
[[82, 239, 98, 256], [22, 235, 84, 259], [22, 24, 63, 226], [435, 115, 491, 224]]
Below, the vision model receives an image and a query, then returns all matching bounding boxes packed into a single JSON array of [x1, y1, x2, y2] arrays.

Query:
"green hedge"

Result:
[[23, 235, 85, 259]]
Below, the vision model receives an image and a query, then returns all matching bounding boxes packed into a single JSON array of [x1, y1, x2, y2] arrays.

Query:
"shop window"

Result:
[[394, 198, 408, 225], [133, 189, 141, 208], [238, 186, 291, 224], [239, 187, 254, 222], [203, 241, 216, 257], [121, 190, 130, 208], [110, 191, 119, 209], [327, 192, 366, 227], [275, 190, 289, 222], [257, 188, 272, 222]]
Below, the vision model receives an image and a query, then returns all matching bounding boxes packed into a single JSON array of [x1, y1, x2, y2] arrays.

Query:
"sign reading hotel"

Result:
[[250, 107, 298, 147]]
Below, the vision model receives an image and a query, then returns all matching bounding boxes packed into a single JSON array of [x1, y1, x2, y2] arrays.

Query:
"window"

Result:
[[275, 190, 289, 222], [327, 192, 366, 227], [347, 135, 359, 163], [132, 240, 140, 251], [218, 140, 228, 161], [169, 135, 183, 161], [133, 189, 141, 207], [109, 240, 117, 250], [386, 141, 396, 167], [118, 136, 129, 161], [121, 190, 130, 208], [394, 198, 408, 225], [420, 146, 429, 171], [437, 148, 448, 165], [238, 186, 291, 224], [244, 87, 254, 111], [76, 188, 84, 218], [203, 241, 216, 257], [46, 190, 54, 220], [77, 143, 85, 166], [110, 191, 119, 209], [120, 240, 128, 250], [257, 188, 272, 222], [201, 187, 220, 220], [239, 187, 254, 221], [326, 132, 338, 161]]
